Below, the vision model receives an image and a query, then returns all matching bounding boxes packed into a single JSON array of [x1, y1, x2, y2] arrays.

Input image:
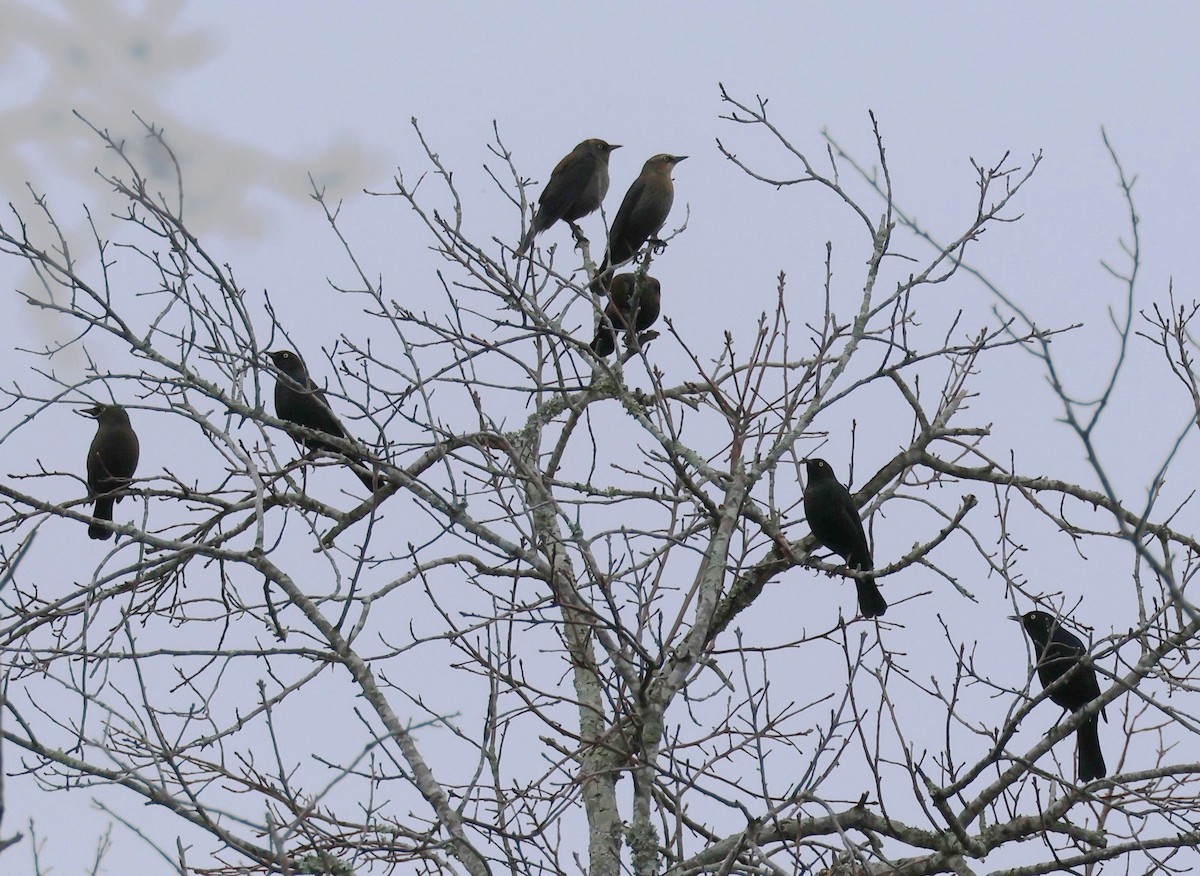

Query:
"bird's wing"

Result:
[[836, 495, 871, 568], [636, 287, 662, 330], [608, 177, 648, 252], [1039, 640, 1081, 668], [1044, 638, 1102, 698], [539, 153, 594, 221], [280, 373, 349, 440], [1051, 626, 1088, 652], [306, 381, 350, 439]]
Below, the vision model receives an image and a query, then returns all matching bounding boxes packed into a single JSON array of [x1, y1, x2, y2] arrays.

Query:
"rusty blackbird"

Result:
[[595, 154, 686, 287], [516, 138, 620, 256], [802, 458, 887, 618], [1014, 610, 1106, 781], [267, 350, 379, 491], [82, 403, 140, 540], [590, 273, 662, 356]]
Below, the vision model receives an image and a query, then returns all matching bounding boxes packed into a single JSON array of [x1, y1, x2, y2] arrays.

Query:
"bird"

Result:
[[267, 350, 379, 491], [1013, 609, 1106, 782], [594, 154, 687, 288], [590, 273, 662, 356], [82, 403, 140, 540], [802, 458, 887, 618], [516, 138, 621, 256]]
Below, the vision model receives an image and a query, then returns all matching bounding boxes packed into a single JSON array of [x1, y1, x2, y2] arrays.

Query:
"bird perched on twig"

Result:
[[802, 458, 887, 618], [1013, 609, 1106, 782], [516, 138, 621, 256], [267, 350, 379, 491], [81, 403, 140, 540], [590, 273, 662, 357], [594, 154, 686, 290]]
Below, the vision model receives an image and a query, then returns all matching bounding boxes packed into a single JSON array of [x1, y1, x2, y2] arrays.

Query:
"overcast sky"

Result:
[[3, 1, 1199, 872]]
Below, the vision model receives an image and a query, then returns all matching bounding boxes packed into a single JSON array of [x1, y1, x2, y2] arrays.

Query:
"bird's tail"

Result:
[[350, 459, 382, 492], [89, 496, 115, 540], [589, 255, 613, 297], [1076, 715, 1106, 781], [855, 576, 887, 618], [515, 226, 536, 258]]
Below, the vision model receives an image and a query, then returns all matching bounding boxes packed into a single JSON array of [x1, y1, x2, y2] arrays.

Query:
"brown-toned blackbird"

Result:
[[516, 138, 621, 256], [82, 403, 140, 540], [802, 458, 887, 618], [590, 273, 661, 357], [267, 350, 378, 491], [595, 154, 686, 286], [1014, 610, 1106, 781]]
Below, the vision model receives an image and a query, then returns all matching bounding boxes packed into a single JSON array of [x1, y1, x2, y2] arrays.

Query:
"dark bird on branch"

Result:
[[590, 273, 662, 357], [516, 138, 621, 256], [1014, 609, 1106, 782], [82, 403, 140, 540], [594, 154, 686, 289], [267, 350, 379, 491], [802, 458, 887, 618]]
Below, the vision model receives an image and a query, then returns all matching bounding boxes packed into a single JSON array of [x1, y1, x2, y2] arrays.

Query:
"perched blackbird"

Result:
[[516, 138, 620, 256], [802, 458, 887, 618], [82, 403, 140, 540], [595, 154, 686, 287], [590, 273, 662, 357], [267, 350, 378, 491], [1014, 610, 1106, 782]]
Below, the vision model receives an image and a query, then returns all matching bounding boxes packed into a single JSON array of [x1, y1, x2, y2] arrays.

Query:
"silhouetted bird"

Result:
[[267, 350, 379, 491], [590, 273, 662, 356], [516, 139, 621, 256], [1014, 610, 1106, 782], [82, 403, 140, 540], [595, 154, 686, 286], [802, 458, 887, 618]]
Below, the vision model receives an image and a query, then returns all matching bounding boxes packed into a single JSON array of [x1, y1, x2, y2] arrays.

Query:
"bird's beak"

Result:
[[672, 155, 688, 163], [1007, 615, 1022, 623], [611, 144, 623, 150], [77, 406, 101, 419]]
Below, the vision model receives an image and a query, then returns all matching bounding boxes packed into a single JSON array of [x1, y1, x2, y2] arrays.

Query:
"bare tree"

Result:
[[0, 93, 1197, 876]]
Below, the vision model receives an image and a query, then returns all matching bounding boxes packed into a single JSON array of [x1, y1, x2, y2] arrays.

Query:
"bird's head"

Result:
[[803, 458, 836, 482], [583, 139, 621, 157], [1011, 610, 1057, 642], [267, 350, 305, 375], [78, 403, 129, 425], [644, 154, 687, 175]]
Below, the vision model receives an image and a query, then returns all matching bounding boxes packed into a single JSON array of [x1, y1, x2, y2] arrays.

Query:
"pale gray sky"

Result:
[[3, 1, 1198, 872]]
